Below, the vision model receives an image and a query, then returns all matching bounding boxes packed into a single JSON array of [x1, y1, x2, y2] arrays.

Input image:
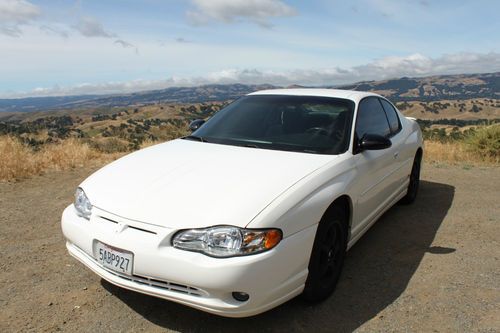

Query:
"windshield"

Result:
[[190, 95, 355, 154]]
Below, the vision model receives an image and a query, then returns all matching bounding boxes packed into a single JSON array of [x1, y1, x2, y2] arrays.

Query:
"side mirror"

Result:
[[358, 133, 392, 151], [188, 119, 205, 132]]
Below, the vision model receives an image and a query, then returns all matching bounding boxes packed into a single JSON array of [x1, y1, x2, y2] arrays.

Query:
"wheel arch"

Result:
[[416, 146, 423, 161], [321, 194, 353, 239]]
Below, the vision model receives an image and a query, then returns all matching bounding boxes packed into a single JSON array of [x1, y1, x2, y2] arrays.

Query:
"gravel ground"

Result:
[[0, 163, 499, 333]]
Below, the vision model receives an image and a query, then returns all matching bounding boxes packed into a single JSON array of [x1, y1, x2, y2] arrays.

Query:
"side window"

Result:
[[355, 97, 391, 139], [380, 99, 402, 135]]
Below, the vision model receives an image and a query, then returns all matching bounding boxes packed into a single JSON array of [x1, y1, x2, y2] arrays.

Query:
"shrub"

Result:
[[0, 136, 114, 181], [89, 137, 129, 154], [0, 136, 40, 181], [39, 138, 101, 170], [424, 124, 499, 165], [465, 125, 500, 162]]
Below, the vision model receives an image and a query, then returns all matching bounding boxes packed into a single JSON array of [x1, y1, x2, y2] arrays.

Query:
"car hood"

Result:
[[81, 139, 334, 229]]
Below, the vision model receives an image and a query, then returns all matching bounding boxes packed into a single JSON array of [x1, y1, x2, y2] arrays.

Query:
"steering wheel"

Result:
[[332, 129, 344, 141], [306, 127, 329, 136]]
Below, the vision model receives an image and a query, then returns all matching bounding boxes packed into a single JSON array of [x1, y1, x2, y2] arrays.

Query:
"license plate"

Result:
[[94, 241, 133, 276]]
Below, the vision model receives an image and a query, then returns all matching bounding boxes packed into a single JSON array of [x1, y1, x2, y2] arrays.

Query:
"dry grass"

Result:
[[0, 136, 119, 181], [139, 139, 159, 149], [424, 141, 478, 165], [424, 124, 499, 166], [40, 138, 102, 170], [464, 124, 500, 161], [424, 141, 498, 166], [2, 123, 498, 181], [87, 137, 129, 154], [0, 136, 39, 181]]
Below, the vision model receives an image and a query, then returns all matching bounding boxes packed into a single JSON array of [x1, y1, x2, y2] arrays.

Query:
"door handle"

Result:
[[394, 152, 399, 159]]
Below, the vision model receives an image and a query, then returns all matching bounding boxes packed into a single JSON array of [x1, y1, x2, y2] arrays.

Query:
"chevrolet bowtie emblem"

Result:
[[115, 222, 128, 233]]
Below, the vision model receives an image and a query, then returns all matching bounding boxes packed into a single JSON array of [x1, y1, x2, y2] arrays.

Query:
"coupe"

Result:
[[62, 89, 423, 317]]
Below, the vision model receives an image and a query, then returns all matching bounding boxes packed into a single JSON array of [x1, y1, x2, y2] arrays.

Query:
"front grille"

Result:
[[71, 243, 207, 298], [103, 266, 208, 297]]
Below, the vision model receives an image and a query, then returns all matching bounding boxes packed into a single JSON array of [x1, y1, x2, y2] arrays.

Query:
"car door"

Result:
[[350, 97, 402, 237], [379, 98, 408, 192]]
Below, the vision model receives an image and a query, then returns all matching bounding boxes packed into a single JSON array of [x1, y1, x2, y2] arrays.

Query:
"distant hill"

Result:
[[337, 72, 499, 102], [0, 84, 275, 113], [0, 95, 100, 112], [0, 72, 498, 113]]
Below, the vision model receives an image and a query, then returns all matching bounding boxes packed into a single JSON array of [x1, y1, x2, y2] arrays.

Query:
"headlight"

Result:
[[172, 226, 282, 258], [74, 187, 92, 219]]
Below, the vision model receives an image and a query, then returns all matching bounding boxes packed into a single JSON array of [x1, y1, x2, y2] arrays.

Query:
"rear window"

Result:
[[355, 97, 391, 139], [380, 99, 402, 135]]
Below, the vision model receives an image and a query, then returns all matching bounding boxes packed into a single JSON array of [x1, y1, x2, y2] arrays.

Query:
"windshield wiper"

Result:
[[182, 135, 208, 142], [302, 149, 321, 154]]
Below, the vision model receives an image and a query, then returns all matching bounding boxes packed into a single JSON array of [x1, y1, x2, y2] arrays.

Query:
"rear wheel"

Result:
[[302, 205, 347, 302], [400, 152, 422, 205]]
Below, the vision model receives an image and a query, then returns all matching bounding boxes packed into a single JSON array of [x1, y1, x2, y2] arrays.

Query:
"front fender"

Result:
[[246, 154, 356, 238]]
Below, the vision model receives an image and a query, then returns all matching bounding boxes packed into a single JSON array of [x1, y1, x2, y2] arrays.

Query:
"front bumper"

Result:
[[61, 205, 317, 317]]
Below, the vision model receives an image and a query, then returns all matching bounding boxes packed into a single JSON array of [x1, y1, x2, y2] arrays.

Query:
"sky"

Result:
[[0, 0, 499, 98]]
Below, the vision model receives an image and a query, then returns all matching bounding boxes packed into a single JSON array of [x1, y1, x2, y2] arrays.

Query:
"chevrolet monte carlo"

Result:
[[62, 89, 423, 317]]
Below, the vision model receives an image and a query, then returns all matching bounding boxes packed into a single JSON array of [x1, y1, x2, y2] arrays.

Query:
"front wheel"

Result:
[[302, 205, 347, 302], [400, 152, 422, 205]]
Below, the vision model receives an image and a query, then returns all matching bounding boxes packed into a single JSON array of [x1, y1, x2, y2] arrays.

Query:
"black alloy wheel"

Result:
[[400, 152, 422, 205], [302, 205, 347, 302]]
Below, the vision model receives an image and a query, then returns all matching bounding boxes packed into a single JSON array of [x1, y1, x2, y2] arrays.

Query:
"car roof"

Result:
[[248, 88, 382, 103]]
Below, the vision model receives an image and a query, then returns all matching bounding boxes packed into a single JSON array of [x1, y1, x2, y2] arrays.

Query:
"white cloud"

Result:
[[0, 0, 39, 23], [0, 25, 22, 37], [21, 80, 172, 97], [74, 16, 114, 38], [187, 0, 296, 27], [114, 39, 133, 48], [2, 52, 499, 98], [39, 24, 69, 39], [350, 52, 500, 80], [0, 0, 40, 36], [175, 37, 192, 43], [114, 39, 139, 54]]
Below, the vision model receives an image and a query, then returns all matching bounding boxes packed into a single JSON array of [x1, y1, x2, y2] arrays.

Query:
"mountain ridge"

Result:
[[1, 72, 498, 113]]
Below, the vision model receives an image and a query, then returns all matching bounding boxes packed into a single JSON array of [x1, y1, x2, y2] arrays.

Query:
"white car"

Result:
[[62, 89, 423, 317]]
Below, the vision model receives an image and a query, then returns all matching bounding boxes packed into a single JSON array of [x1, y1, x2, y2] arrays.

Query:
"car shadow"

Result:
[[101, 180, 455, 332]]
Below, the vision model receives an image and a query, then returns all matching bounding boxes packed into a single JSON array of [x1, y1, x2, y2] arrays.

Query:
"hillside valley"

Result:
[[0, 72, 498, 158], [1, 72, 499, 114]]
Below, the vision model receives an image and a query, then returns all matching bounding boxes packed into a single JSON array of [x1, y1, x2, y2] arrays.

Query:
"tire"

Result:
[[399, 152, 422, 205], [302, 205, 348, 302]]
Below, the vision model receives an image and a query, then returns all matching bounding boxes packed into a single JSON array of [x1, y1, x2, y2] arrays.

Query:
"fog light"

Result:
[[232, 291, 249, 302]]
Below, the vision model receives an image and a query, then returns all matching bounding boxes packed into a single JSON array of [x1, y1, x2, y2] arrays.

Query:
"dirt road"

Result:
[[1, 164, 499, 332]]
